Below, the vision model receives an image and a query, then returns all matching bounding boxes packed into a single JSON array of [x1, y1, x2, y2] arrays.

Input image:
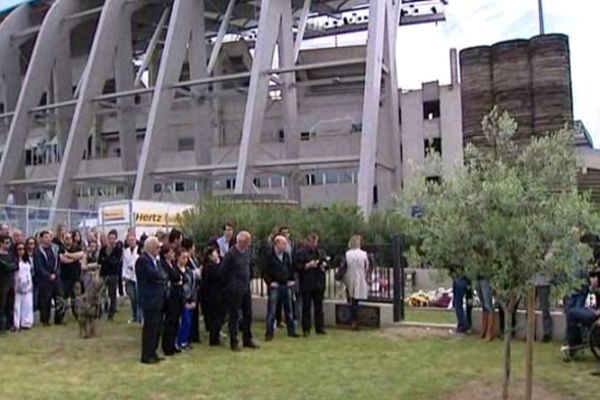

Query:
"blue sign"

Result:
[[0, 0, 37, 14], [411, 204, 423, 218]]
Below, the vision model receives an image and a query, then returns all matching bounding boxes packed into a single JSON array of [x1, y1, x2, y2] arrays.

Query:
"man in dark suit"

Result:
[[34, 231, 65, 326], [221, 231, 259, 352], [264, 236, 299, 341], [135, 236, 167, 364]]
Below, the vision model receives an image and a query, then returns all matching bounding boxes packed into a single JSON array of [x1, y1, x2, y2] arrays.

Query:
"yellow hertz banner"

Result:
[[134, 212, 181, 226], [102, 207, 127, 223]]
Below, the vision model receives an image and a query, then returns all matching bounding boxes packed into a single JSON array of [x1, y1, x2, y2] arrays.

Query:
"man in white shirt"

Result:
[[123, 234, 141, 323]]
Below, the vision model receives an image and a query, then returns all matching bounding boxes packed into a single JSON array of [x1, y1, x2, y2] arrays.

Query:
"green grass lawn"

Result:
[[404, 307, 457, 324], [0, 312, 597, 400]]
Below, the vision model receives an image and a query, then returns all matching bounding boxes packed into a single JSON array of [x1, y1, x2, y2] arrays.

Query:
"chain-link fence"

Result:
[[0, 204, 98, 237]]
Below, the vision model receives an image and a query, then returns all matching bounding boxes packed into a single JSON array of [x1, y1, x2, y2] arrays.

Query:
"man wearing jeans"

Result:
[[450, 264, 471, 334], [98, 229, 123, 320], [264, 236, 299, 341]]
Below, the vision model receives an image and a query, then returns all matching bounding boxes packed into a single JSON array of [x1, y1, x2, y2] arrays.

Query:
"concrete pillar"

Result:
[[234, 0, 283, 193], [0, 0, 84, 205], [133, 0, 206, 200], [356, 0, 387, 215], [50, 0, 142, 221]]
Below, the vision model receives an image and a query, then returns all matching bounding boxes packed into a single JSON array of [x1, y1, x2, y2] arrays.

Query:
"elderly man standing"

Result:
[[222, 231, 259, 351], [136, 237, 167, 364]]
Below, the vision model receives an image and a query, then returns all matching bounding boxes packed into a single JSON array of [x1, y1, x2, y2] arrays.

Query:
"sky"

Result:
[[0, 0, 33, 14], [305, 0, 600, 147]]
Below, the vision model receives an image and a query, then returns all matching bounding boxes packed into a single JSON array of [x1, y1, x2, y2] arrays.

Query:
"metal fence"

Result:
[[250, 235, 406, 321], [0, 204, 98, 237]]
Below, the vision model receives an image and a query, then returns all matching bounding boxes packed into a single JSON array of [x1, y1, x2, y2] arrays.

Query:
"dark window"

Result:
[[253, 178, 261, 188], [424, 138, 442, 156], [178, 137, 194, 151], [373, 185, 378, 205], [423, 100, 440, 120], [38, 93, 47, 106], [351, 123, 362, 133], [278, 130, 285, 142], [175, 182, 185, 192], [301, 131, 310, 141], [226, 179, 236, 190], [398, 108, 402, 125], [305, 174, 316, 186], [153, 183, 162, 193], [0, 103, 4, 113], [25, 149, 32, 166], [426, 176, 442, 185]]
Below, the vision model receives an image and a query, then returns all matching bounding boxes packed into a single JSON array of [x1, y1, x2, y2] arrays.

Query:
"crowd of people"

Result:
[[0, 222, 371, 364], [450, 261, 600, 350]]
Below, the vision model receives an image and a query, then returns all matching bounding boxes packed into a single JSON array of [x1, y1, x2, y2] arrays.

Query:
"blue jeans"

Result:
[[266, 285, 296, 336], [564, 289, 598, 346], [125, 280, 143, 323], [477, 278, 494, 312], [177, 307, 194, 348], [453, 276, 471, 333]]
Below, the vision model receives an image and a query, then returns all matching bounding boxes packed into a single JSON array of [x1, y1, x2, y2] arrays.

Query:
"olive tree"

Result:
[[397, 108, 599, 399]]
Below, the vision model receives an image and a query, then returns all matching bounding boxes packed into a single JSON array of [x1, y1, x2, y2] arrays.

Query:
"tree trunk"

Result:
[[525, 287, 536, 400], [501, 297, 517, 400]]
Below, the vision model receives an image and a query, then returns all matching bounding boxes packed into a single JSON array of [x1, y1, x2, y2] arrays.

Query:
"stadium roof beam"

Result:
[[133, 0, 210, 200], [133, 6, 170, 88], [207, 0, 236, 75], [293, 0, 311, 63], [0, 0, 88, 207], [0, 4, 32, 115], [50, 0, 148, 224]]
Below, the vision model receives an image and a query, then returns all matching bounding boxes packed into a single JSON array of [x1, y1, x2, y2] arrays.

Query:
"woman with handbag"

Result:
[[344, 235, 369, 330], [14, 243, 34, 330]]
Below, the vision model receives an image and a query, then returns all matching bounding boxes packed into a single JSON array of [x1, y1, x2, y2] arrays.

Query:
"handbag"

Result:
[[335, 258, 348, 282]]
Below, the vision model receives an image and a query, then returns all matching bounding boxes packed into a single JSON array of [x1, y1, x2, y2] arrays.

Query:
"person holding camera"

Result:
[[296, 233, 327, 336]]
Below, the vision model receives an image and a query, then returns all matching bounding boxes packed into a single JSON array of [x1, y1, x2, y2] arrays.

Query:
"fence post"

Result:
[[392, 234, 404, 322]]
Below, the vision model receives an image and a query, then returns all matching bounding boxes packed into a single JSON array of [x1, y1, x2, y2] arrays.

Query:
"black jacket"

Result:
[[33, 245, 58, 284], [0, 251, 17, 275], [135, 253, 167, 310], [201, 260, 224, 305], [295, 246, 326, 292], [221, 246, 252, 293], [162, 259, 184, 305], [98, 243, 123, 277], [264, 250, 294, 285]]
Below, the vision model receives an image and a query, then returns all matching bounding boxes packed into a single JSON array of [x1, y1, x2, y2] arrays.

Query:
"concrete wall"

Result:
[[14, 78, 463, 210], [251, 296, 395, 328]]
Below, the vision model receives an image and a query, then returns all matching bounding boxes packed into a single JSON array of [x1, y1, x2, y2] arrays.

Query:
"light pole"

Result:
[[537, 0, 545, 34]]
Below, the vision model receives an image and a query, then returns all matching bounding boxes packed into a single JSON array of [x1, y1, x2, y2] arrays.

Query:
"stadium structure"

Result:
[[0, 0, 457, 223], [0, 0, 598, 225]]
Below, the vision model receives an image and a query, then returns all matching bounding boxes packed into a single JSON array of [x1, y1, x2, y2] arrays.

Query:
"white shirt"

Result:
[[122, 246, 139, 282]]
